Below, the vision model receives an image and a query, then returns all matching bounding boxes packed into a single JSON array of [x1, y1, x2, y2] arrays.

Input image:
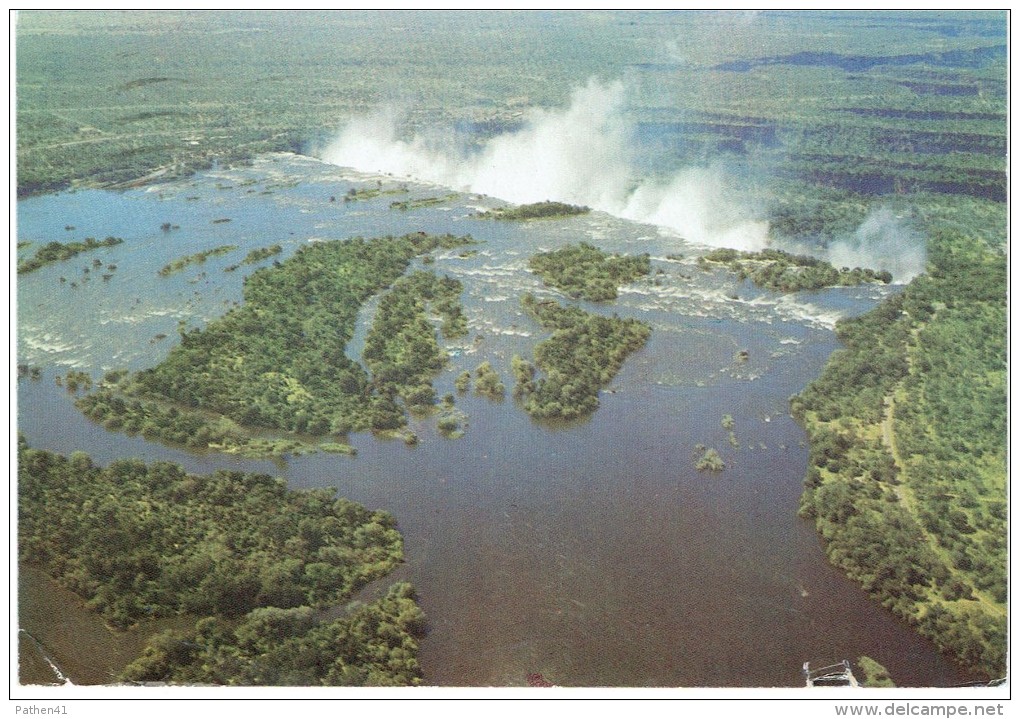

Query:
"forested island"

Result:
[[81, 232, 474, 456], [791, 227, 1006, 677], [477, 201, 590, 221], [18, 439, 424, 685], [528, 242, 651, 301], [17, 236, 123, 274], [514, 294, 651, 419], [699, 247, 893, 292], [242, 243, 283, 264], [158, 245, 238, 276]]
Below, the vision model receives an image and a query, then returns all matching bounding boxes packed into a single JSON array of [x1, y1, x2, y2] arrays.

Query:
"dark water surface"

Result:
[[16, 154, 978, 687]]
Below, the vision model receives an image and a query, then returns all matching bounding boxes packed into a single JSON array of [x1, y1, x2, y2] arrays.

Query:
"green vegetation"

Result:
[[694, 446, 725, 473], [241, 243, 283, 265], [478, 201, 590, 221], [791, 228, 1006, 678], [699, 248, 892, 292], [856, 656, 896, 688], [363, 270, 468, 415], [319, 442, 357, 456], [77, 389, 307, 458], [17, 442, 404, 622], [59, 370, 93, 392], [83, 233, 473, 455], [18, 440, 422, 685], [15, 9, 1007, 685], [389, 194, 458, 211], [515, 294, 651, 419], [344, 184, 408, 203], [528, 242, 651, 301], [17, 236, 122, 274], [158, 245, 238, 276], [454, 370, 472, 393], [473, 361, 506, 400]]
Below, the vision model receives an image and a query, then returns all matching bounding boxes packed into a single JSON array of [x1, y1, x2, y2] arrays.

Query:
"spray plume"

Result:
[[827, 207, 927, 283], [321, 78, 768, 250]]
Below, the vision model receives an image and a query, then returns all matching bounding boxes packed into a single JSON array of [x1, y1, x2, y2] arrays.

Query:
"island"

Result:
[[514, 294, 651, 419], [158, 245, 238, 276], [476, 200, 590, 221], [528, 242, 652, 301], [699, 247, 893, 292], [17, 236, 123, 275]]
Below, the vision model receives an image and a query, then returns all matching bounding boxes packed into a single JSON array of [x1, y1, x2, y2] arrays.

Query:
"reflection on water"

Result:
[[16, 154, 977, 687]]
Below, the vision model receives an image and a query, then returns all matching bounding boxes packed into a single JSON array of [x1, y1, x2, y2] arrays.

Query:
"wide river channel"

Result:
[[16, 154, 978, 688]]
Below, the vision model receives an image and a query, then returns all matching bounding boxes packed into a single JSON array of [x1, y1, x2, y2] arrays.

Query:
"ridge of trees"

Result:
[[17, 236, 123, 274]]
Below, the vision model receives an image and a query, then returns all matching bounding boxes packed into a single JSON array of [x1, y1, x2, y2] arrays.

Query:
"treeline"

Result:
[[791, 227, 1006, 678], [76, 389, 307, 458], [528, 242, 651, 301], [158, 245, 238, 276], [514, 294, 651, 419], [17, 236, 123, 274], [18, 441, 422, 685], [700, 247, 892, 292], [89, 233, 472, 453], [477, 201, 590, 221], [363, 270, 467, 420]]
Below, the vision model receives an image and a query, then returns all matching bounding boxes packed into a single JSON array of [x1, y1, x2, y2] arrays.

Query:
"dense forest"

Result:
[[18, 440, 424, 685], [83, 232, 473, 454], [362, 270, 468, 421], [515, 294, 651, 419], [791, 227, 1006, 678], [699, 247, 893, 292], [528, 242, 652, 301]]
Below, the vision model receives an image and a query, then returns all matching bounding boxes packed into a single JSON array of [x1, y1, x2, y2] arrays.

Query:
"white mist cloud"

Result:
[[827, 207, 927, 283], [321, 78, 767, 250]]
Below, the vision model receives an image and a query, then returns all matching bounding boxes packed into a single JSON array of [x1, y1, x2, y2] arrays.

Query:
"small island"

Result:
[[528, 242, 651, 301], [158, 245, 238, 276], [514, 294, 651, 419], [389, 194, 459, 211], [699, 247, 893, 292], [476, 200, 590, 221], [17, 236, 123, 274], [241, 243, 283, 265]]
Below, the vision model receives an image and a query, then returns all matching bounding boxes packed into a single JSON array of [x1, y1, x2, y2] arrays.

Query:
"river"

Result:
[[15, 153, 978, 687]]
